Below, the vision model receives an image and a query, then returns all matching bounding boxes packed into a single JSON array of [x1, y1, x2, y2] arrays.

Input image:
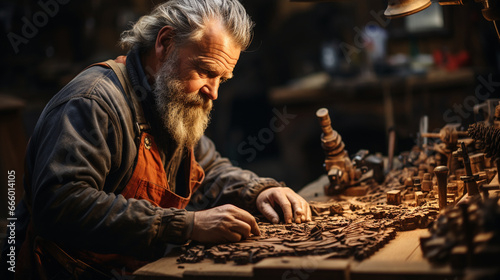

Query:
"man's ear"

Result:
[[155, 26, 175, 62]]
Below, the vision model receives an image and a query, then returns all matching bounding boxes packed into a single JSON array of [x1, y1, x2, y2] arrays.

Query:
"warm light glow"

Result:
[[384, 0, 432, 18]]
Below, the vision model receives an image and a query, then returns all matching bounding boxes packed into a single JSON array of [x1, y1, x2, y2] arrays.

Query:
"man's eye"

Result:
[[198, 70, 209, 77], [200, 70, 218, 79]]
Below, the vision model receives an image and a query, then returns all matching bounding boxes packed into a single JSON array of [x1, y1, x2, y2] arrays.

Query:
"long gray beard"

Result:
[[153, 54, 212, 149]]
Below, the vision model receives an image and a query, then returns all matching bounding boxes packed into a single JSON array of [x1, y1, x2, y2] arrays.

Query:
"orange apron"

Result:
[[16, 57, 205, 279], [104, 57, 205, 209], [121, 132, 204, 209]]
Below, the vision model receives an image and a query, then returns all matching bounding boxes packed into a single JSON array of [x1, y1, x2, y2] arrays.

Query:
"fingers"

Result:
[[288, 193, 312, 223], [285, 189, 311, 223], [228, 220, 249, 240], [191, 205, 260, 243], [229, 205, 261, 236], [273, 192, 294, 224], [256, 187, 312, 224], [249, 216, 261, 236], [228, 218, 260, 240], [225, 231, 243, 243], [273, 188, 310, 224], [286, 193, 305, 223], [305, 203, 312, 222], [259, 201, 280, 224]]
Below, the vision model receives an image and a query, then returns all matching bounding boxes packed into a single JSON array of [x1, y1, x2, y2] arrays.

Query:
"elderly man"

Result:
[[3, 0, 310, 278]]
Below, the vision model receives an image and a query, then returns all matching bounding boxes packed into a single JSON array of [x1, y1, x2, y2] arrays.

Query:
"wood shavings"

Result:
[[177, 214, 397, 264]]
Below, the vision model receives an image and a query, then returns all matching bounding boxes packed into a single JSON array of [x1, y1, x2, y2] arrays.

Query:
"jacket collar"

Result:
[[126, 47, 153, 95]]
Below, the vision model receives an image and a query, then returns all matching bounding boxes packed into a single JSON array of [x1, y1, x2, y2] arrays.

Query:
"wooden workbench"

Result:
[[133, 176, 457, 280]]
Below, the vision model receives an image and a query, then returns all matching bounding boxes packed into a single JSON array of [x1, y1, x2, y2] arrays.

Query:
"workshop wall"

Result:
[[1, 0, 499, 197]]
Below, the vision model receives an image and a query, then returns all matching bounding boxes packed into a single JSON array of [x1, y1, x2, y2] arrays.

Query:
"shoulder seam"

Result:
[[43, 70, 124, 143]]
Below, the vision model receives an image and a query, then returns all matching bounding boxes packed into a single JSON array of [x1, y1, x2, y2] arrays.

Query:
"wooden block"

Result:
[[415, 191, 425, 206], [421, 180, 432, 192], [447, 183, 458, 195], [253, 257, 349, 280], [446, 193, 456, 206], [446, 193, 455, 201], [343, 184, 370, 196], [387, 190, 401, 205], [405, 193, 415, 200], [457, 181, 465, 195]]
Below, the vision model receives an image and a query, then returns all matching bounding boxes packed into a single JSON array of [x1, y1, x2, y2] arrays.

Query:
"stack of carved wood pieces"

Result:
[[177, 214, 397, 265], [308, 200, 439, 231], [353, 167, 415, 205], [355, 204, 440, 231], [420, 196, 500, 272]]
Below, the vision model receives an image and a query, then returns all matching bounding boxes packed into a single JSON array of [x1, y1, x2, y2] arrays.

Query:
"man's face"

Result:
[[153, 22, 241, 148]]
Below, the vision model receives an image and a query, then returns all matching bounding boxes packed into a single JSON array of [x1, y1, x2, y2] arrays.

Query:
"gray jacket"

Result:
[[14, 49, 281, 261]]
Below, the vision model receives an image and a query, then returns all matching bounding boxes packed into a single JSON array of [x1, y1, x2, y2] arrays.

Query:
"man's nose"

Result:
[[200, 78, 219, 100]]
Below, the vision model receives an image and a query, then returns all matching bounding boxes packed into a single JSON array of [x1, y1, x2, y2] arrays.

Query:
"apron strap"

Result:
[[100, 58, 150, 136]]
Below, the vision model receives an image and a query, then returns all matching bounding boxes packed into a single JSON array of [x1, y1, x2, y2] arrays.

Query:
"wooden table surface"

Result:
[[134, 176, 457, 280]]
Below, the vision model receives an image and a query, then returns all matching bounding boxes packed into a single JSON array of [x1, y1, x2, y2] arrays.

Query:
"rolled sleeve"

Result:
[[158, 209, 195, 245]]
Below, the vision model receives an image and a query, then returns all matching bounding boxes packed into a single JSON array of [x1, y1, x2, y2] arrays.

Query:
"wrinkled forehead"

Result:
[[190, 21, 241, 71]]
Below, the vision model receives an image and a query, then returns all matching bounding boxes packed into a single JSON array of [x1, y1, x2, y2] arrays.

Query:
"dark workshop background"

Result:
[[1, 0, 500, 214]]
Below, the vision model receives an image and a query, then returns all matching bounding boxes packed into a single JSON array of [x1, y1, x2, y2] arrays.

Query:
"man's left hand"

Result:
[[256, 187, 311, 224]]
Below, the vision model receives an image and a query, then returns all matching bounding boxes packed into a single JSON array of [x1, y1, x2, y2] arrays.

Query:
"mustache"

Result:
[[155, 72, 212, 110], [186, 93, 212, 110], [185, 93, 212, 110]]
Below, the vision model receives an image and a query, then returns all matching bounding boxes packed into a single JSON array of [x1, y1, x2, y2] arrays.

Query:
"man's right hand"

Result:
[[190, 204, 260, 243]]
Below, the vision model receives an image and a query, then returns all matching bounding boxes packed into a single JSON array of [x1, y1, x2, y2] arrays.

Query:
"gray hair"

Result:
[[120, 0, 254, 52]]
